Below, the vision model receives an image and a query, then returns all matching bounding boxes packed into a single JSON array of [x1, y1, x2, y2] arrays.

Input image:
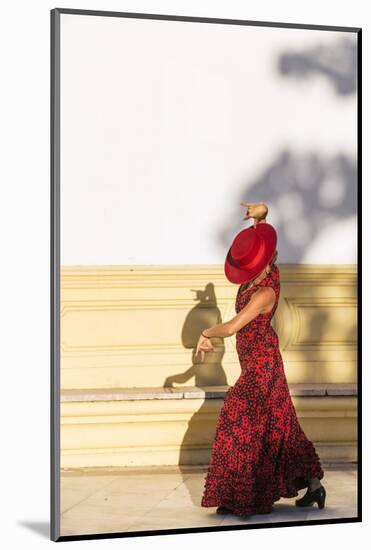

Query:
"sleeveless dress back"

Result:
[[201, 262, 324, 516]]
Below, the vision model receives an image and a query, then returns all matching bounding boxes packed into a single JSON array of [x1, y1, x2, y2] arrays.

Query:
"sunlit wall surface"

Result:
[[60, 16, 357, 265]]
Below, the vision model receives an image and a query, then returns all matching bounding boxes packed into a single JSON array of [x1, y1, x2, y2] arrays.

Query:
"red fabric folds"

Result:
[[201, 263, 324, 517]]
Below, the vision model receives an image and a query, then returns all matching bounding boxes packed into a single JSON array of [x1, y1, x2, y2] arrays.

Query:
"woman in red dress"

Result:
[[197, 202, 326, 518]]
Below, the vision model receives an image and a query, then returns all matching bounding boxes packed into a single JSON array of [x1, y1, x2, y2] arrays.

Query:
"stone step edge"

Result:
[[61, 384, 357, 402]]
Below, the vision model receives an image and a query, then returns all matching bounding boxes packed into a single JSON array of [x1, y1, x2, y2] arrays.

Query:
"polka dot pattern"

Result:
[[200, 263, 324, 517]]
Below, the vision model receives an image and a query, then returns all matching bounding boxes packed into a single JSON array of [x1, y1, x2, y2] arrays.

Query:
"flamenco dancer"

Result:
[[197, 202, 326, 518]]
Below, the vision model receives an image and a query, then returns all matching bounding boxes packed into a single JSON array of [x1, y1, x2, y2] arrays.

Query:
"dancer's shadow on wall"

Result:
[[163, 282, 230, 509], [163, 282, 228, 387]]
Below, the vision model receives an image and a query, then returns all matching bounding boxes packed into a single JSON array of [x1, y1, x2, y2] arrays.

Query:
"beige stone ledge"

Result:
[[61, 461, 357, 474], [61, 383, 357, 402]]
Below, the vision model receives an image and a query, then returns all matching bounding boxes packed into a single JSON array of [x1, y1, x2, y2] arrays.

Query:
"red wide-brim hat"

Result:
[[224, 223, 277, 284]]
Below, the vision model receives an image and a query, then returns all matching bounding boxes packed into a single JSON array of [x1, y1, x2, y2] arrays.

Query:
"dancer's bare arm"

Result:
[[205, 287, 275, 337], [195, 287, 275, 361]]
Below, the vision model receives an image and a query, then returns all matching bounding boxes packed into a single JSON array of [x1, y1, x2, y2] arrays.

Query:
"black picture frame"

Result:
[[51, 7, 362, 542]]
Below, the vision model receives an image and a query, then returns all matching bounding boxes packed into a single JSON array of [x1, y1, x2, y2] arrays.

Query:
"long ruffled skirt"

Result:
[[200, 349, 324, 517]]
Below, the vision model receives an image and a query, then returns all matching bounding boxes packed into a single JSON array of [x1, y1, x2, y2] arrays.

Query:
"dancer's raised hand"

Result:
[[195, 334, 216, 363], [240, 201, 268, 225]]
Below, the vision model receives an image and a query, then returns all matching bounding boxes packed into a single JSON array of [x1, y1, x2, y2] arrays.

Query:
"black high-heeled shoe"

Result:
[[295, 485, 326, 509], [216, 505, 233, 515]]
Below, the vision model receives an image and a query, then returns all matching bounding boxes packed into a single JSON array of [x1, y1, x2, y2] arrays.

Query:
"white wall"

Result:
[[61, 15, 357, 265], [2, 1, 369, 548]]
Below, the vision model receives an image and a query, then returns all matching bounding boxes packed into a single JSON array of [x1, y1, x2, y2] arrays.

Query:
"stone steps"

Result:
[[60, 384, 358, 467]]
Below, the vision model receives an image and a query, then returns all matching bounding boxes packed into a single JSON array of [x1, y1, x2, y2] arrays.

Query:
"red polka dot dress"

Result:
[[200, 262, 324, 517]]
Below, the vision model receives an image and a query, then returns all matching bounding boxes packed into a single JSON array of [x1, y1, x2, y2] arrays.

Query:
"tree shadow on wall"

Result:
[[218, 149, 357, 263], [277, 36, 357, 96]]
